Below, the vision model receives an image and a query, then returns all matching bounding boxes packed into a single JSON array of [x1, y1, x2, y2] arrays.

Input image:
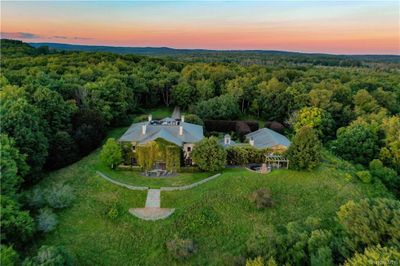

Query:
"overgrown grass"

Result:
[[30, 127, 390, 265]]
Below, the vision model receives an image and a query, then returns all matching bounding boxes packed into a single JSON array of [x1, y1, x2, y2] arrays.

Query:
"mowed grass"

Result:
[[32, 127, 390, 265], [97, 164, 212, 188]]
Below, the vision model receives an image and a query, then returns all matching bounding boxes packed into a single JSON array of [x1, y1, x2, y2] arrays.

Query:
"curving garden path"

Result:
[[96, 171, 221, 221]]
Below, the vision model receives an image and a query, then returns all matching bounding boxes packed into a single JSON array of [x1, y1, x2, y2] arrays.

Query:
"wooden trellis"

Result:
[[264, 154, 289, 169]]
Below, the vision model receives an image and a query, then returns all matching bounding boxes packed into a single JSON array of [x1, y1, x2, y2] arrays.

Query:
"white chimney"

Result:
[[181, 115, 185, 123], [224, 134, 231, 145], [142, 125, 147, 135], [249, 137, 254, 146], [179, 125, 183, 136], [148, 114, 152, 122]]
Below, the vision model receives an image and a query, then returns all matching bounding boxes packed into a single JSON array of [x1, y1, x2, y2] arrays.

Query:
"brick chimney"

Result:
[[142, 124, 147, 135]]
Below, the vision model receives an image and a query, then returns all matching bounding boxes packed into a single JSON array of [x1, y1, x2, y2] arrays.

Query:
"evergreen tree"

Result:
[[286, 126, 321, 170]]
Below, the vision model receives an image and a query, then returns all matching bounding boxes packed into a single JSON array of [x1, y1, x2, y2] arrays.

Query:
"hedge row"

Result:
[[226, 145, 270, 165], [204, 120, 259, 134]]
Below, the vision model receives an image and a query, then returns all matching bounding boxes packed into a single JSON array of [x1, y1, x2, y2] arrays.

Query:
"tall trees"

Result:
[[0, 196, 35, 247], [0, 134, 29, 198], [379, 115, 400, 173], [337, 198, 400, 251], [286, 126, 321, 170], [331, 122, 380, 166], [195, 95, 240, 120], [290, 107, 335, 142], [255, 77, 291, 121], [72, 108, 106, 156], [85, 76, 133, 125], [0, 96, 48, 176]]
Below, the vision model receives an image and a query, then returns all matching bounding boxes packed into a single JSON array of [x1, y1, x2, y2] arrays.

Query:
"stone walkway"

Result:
[[129, 189, 175, 221], [145, 189, 161, 207], [96, 171, 221, 221], [171, 106, 181, 119]]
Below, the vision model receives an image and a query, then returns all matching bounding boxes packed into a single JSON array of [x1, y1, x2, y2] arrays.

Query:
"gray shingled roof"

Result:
[[245, 128, 291, 149], [119, 119, 204, 146]]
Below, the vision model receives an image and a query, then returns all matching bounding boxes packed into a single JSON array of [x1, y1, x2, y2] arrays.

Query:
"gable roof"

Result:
[[245, 128, 291, 149], [119, 119, 204, 146]]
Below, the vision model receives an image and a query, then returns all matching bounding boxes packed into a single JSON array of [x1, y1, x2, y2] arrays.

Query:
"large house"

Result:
[[245, 128, 291, 152], [220, 128, 291, 153], [119, 115, 204, 167]]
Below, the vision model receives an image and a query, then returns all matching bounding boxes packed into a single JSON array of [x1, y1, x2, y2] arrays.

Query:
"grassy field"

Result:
[[30, 127, 390, 265]]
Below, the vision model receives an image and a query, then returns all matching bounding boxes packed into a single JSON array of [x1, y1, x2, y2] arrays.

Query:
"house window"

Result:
[[187, 146, 191, 152], [132, 146, 136, 151]]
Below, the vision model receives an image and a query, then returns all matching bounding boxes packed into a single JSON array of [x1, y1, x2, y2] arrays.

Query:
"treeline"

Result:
[[0, 39, 399, 263]]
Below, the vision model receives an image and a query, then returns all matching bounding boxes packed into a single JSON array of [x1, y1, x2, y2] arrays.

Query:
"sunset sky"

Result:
[[1, 1, 399, 54]]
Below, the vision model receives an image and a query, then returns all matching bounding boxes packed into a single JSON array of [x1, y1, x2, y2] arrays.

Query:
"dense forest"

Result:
[[1, 39, 399, 264]]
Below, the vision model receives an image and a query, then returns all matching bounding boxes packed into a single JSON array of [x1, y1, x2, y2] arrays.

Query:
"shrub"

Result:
[[250, 188, 274, 209], [246, 256, 264, 266], [26, 187, 46, 209], [226, 145, 266, 165], [246, 225, 278, 258], [369, 159, 400, 194], [355, 171, 372, 183], [191, 137, 226, 171], [184, 114, 204, 126], [226, 146, 250, 165], [344, 173, 354, 182], [22, 245, 74, 266], [46, 184, 75, 209], [236, 121, 251, 141], [204, 120, 258, 133], [36, 208, 58, 233], [265, 121, 285, 134], [204, 120, 237, 132], [1, 245, 19, 266], [166, 237, 196, 260]]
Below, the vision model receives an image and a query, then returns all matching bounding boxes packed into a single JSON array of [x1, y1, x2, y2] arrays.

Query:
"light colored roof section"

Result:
[[218, 138, 236, 148], [245, 128, 291, 149], [140, 128, 183, 146], [119, 120, 204, 146]]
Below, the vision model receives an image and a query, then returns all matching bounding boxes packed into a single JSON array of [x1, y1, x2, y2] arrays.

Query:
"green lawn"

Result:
[[97, 164, 213, 189], [30, 128, 390, 265], [145, 107, 173, 119]]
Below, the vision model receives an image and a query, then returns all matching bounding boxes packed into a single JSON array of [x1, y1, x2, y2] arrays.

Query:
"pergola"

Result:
[[264, 154, 289, 169]]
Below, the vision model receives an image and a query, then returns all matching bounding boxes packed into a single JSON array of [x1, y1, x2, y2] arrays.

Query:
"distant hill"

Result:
[[28, 42, 399, 63]]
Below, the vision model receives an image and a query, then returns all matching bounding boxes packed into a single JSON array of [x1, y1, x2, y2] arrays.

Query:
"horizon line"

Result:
[[22, 40, 400, 57]]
